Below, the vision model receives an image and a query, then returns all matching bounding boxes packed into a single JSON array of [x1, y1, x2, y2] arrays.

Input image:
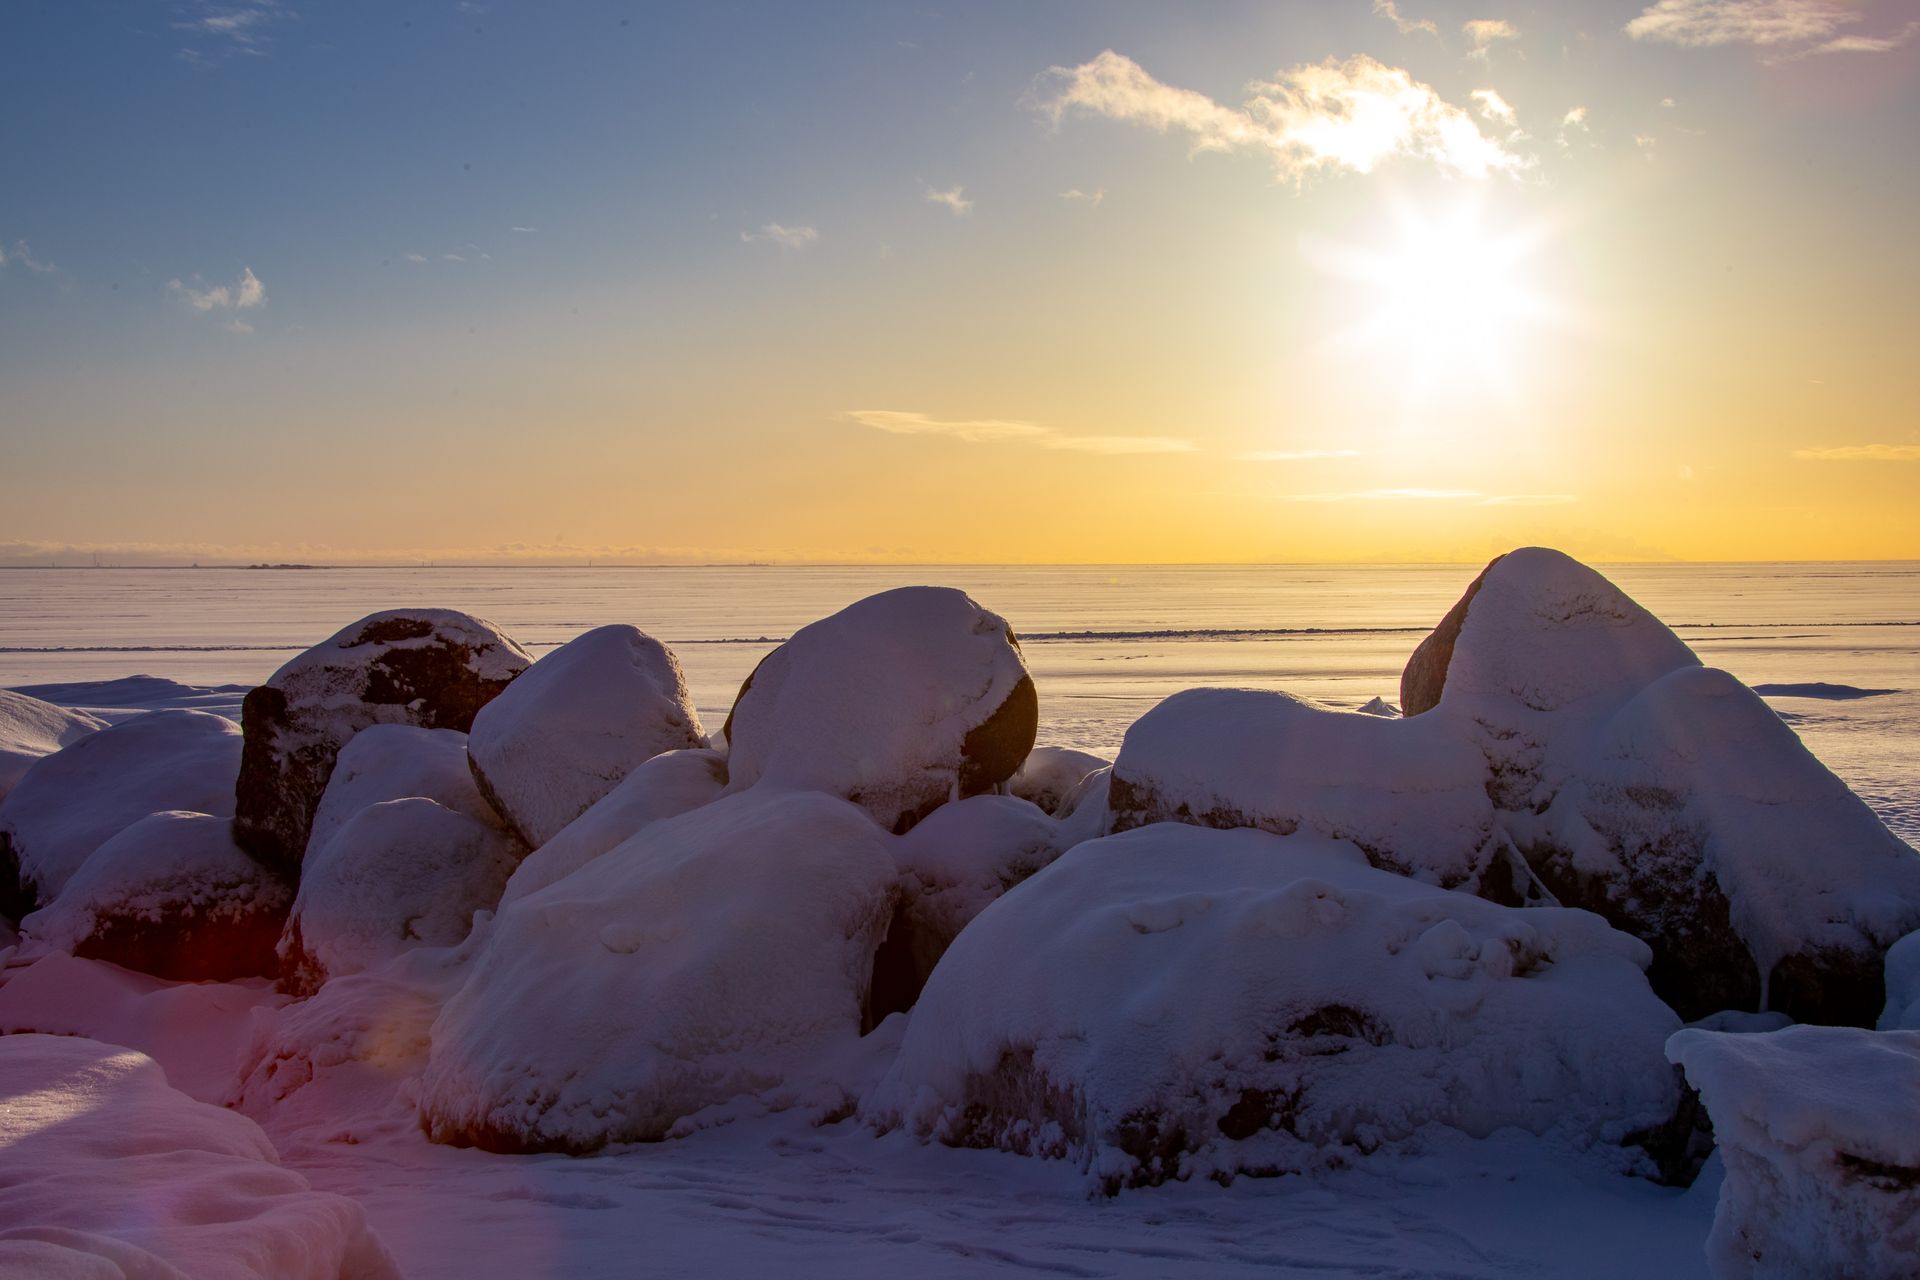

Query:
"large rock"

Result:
[[1669, 1025, 1920, 1279], [721, 587, 1036, 833], [0, 1034, 400, 1280], [468, 624, 707, 847], [867, 823, 1682, 1192], [1108, 687, 1510, 895], [279, 796, 525, 995], [306, 723, 505, 858], [232, 609, 531, 872], [22, 812, 291, 982], [0, 688, 107, 806], [0, 709, 242, 918], [418, 789, 897, 1153]]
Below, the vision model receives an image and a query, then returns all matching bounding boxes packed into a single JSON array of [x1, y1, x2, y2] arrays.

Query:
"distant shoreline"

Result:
[[1, 560, 1916, 570]]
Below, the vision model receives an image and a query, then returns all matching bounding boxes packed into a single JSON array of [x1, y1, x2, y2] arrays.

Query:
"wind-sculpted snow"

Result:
[[0, 709, 241, 917], [721, 586, 1037, 833], [233, 609, 531, 872], [0, 688, 105, 806], [0, 1034, 399, 1280], [1669, 1025, 1920, 1279], [418, 789, 897, 1153], [467, 624, 707, 848], [868, 823, 1683, 1192]]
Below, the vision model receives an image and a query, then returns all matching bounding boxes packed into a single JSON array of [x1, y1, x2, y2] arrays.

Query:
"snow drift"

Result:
[[0, 687, 105, 806]]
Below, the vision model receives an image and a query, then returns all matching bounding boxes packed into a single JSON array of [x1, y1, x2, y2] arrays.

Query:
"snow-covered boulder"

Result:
[[418, 789, 897, 1152], [21, 812, 291, 981], [467, 624, 708, 847], [232, 609, 531, 872], [0, 688, 106, 805], [1538, 666, 1920, 1024], [1108, 688, 1510, 895], [868, 823, 1682, 1191], [1668, 1025, 1920, 1279], [279, 796, 524, 994], [0, 709, 242, 917], [1883, 931, 1920, 1031], [1009, 745, 1110, 816], [873, 794, 1066, 1021], [306, 723, 504, 859], [721, 587, 1037, 833], [0, 1034, 399, 1280], [498, 747, 727, 907]]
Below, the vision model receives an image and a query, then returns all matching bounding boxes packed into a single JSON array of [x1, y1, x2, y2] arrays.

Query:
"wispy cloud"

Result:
[[1624, 0, 1912, 56], [174, 2, 285, 60], [1238, 448, 1362, 462], [1470, 88, 1518, 126], [405, 252, 429, 263], [1463, 18, 1520, 58], [0, 238, 58, 275], [1373, 0, 1438, 36], [1792, 443, 1920, 461], [1060, 187, 1106, 205], [845, 409, 1194, 455], [1286, 488, 1482, 502], [510, 225, 538, 234], [1480, 493, 1578, 505], [1034, 50, 1526, 184], [923, 184, 974, 216], [742, 222, 820, 249], [168, 266, 266, 315]]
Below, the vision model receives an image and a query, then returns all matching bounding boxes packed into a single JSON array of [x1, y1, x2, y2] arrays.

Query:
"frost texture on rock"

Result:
[[232, 609, 531, 872], [306, 724, 503, 859], [280, 796, 523, 995], [868, 823, 1681, 1191], [0, 688, 106, 806], [22, 812, 291, 981], [0, 1034, 399, 1280], [0, 709, 242, 917], [1009, 746, 1110, 816], [722, 587, 1037, 833], [1108, 688, 1505, 893], [498, 747, 727, 908], [418, 789, 897, 1153], [873, 794, 1066, 1022], [1668, 1025, 1920, 1279], [467, 624, 707, 848]]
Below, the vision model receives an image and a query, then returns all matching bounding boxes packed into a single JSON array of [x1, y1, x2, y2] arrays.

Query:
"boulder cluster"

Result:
[[2, 554, 1916, 1222]]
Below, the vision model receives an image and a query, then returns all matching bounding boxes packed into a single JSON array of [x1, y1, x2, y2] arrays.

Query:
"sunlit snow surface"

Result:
[[0, 562, 1913, 1277]]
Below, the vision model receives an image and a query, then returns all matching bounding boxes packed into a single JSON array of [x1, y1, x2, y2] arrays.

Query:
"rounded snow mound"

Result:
[[0, 1034, 399, 1280], [417, 788, 897, 1153], [721, 586, 1037, 833], [867, 823, 1682, 1191], [468, 624, 707, 847], [305, 723, 504, 859], [22, 811, 291, 982], [0, 709, 242, 917], [0, 688, 107, 806], [233, 608, 531, 872], [1008, 746, 1109, 816]]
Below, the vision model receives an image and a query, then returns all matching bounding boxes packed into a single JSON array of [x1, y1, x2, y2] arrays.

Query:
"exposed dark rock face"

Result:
[[1400, 553, 1504, 717], [73, 891, 289, 982], [232, 609, 531, 873]]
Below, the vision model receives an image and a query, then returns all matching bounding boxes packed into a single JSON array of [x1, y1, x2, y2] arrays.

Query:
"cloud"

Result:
[[923, 184, 974, 216], [1060, 187, 1106, 205], [168, 266, 266, 313], [1237, 448, 1362, 461], [1807, 20, 1920, 54], [0, 239, 57, 274], [742, 222, 820, 249], [1470, 88, 1518, 126], [405, 252, 428, 263], [1285, 488, 1482, 502], [174, 2, 284, 58], [510, 225, 538, 234], [1373, 1, 1438, 36], [1480, 493, 1578, 505], [1035, 50, 1526, 184], [1791, 444, 1920, 461], [1623, 0, 1889, 51], [1562, 106, 1590, 126], [845, 409, 1194, 455], [1463, 18, 1520, 57]]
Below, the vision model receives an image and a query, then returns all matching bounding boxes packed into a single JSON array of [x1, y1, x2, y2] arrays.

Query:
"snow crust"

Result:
[[281, 797, 523, 993], [306, 724, 503, 860], [0, 688, 105, 805], [870, 822, 1682, 1190], [0, 710, 242, 908], [467, 624, 707, 847], [1669, 1025, 1920, 1278], [0, 1034, 398, 1279], [722, 586, 1036, 832], [417, 789, 897, 1152]]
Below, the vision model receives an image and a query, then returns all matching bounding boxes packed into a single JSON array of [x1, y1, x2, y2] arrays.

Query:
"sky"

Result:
[[2, 0, 1917, 565]]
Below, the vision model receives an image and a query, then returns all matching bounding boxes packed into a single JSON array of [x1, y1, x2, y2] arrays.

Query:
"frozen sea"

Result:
[[3, 561, 1915, 842]]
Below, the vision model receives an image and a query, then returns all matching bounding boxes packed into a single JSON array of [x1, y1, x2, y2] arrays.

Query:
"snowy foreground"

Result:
[[2, 549, 1917, 1278]]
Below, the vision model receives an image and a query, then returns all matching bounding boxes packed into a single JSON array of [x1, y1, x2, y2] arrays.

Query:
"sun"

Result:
[[1303, 197, 1566, 400]]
